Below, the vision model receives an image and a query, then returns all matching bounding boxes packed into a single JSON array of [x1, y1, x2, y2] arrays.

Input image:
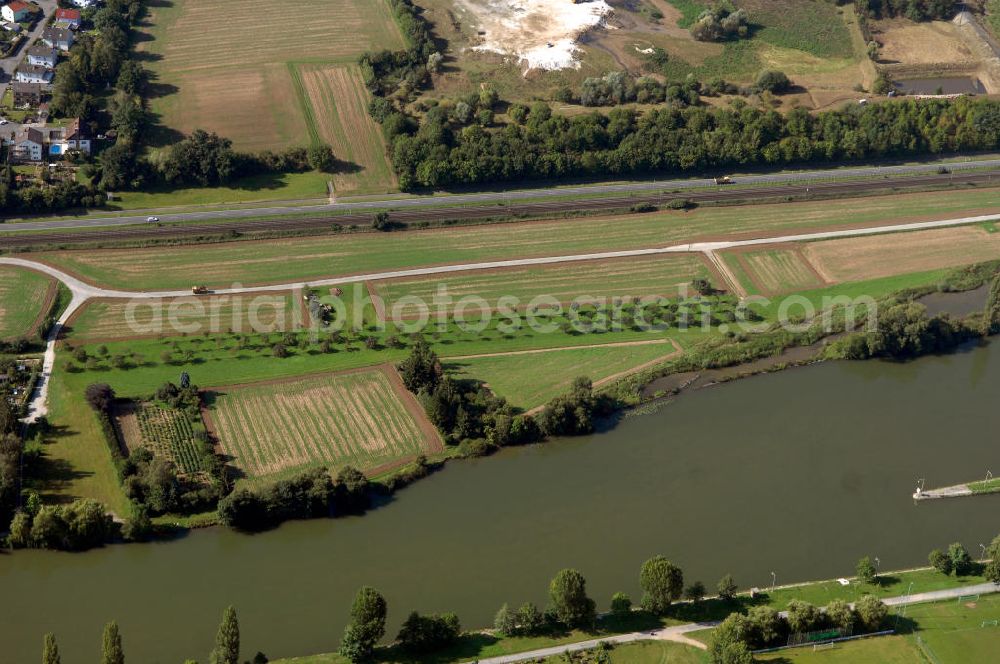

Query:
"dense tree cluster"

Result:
[[396, 612, 461, 654], [217, 465, 369, 531], [709, 595, 888, 661], [578, 71, 700, 107], [340, 587, 387, 663], [7, 498, 113, 551], [928, 542, 974, 576], [837, 302, 978, 360], [0, 164, 105, 214], [853, 0, 955, 21], [400, 339, 541, 450], [691, 3, 750, 42], [383, 97, 1000, 190], [359, 0, 436, 99], [536, 377, 607, 437], [0, 433, 22, 527]]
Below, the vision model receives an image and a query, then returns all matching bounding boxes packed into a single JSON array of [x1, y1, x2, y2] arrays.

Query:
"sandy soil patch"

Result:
[[456, 0, 614, 70], [874, 19, 975, 65], [803, 226, 1000, 284]]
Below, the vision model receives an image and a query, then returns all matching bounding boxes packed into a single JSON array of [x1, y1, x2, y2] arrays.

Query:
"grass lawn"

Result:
[[106, 171, 330, 210], [30, 369, 131, 516], [445, 341, 680, 410], [907, 592, 1000, 663], [0, 265, 54, 340], [756, 635, 920, 663], [29, 186, 1000, 291], [968, 477, 1000, 494]]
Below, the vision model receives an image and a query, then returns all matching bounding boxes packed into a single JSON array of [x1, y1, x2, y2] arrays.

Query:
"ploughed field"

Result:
[[203, 367, 441, 480]]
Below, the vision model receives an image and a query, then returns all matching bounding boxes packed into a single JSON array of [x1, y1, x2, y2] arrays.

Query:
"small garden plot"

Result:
[[114, 402, 208, 476], [204, 367, 440, 480]]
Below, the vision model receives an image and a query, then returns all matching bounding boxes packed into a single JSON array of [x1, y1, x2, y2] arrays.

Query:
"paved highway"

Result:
[[4, 155, 1000, 233]]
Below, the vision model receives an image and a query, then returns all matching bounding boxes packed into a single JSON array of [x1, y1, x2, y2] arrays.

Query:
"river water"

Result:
[[3, 343, 1000, 663]]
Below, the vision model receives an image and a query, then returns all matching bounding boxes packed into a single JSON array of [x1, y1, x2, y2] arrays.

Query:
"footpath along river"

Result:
[[2, 342, 1000, 662]]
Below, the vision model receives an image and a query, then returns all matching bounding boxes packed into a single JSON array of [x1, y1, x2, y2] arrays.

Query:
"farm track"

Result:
[[3, 170, 999, 249]]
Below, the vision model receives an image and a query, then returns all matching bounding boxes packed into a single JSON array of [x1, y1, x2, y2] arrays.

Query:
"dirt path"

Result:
[[703, 249, 748, 299]]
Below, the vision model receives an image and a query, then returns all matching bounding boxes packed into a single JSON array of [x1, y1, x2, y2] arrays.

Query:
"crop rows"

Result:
[[135, 403, 205, 475], [210, 369, 429, 478]]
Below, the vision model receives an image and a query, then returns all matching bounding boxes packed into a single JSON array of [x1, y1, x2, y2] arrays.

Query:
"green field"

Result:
[[0, 266, 54, 340], [446, 342, 679, 410], [103, 172, 330, 210], [205, 368, 436, 480], [373, 254, 714, 314], [30, 186, 1000, 291], [660, 0, 856, 82]]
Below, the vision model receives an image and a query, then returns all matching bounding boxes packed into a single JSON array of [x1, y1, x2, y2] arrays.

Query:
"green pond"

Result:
[[3, 343, 1000, 663]]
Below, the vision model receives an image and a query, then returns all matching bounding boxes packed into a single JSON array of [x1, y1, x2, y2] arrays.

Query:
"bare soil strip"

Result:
[[446, 338, 676, 360]]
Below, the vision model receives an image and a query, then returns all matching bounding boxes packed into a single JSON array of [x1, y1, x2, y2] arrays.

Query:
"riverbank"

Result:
[[268, 564, 998, 664]]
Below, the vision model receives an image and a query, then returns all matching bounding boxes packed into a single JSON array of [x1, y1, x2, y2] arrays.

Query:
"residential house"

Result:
[[41, 26, 73, 51], [2, 119, 90, 161], [45, 119, 90, 156], [53, 7, 80, 29], [69, 0, 95, 8], [1, 1, 31, 23], [10, 126, 44, 162], [14, 63, 51, 84], [10, 81, 44, 107], [0, 19, 20, 32], [26, 44, 57, 68]]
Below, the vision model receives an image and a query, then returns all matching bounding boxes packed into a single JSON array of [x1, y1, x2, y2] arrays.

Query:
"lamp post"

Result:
[[875, 556, 881, 580], [981, 544, 987, 560], [771, 571, 777, 592]]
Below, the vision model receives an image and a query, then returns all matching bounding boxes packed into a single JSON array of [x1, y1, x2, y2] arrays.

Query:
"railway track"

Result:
[[2, 170, 997, 249]]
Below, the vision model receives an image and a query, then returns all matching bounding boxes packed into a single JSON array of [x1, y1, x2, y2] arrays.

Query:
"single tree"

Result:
[[949, 542, 973, 576], [101, 622, 124, 664], [210, 606, 240, 664], [548, 568, 596, 629], [717, 574, 738, 602], [609, 592, 632, 616], [339, 587, 387, 663], [986, 558, 1000, 584], [744, 605, 781, 647], [640, 556, 684, 614], [855, 595, 888, 632], [709, 613, 751, 664], [785, 600, 822, 634], [856, 556, 877, 585], [687, 580, 708, 602], [493, 604, 517, 636], [929, 548, 952, 575], [826, 599, 855, 631], [42, 633, 60, 664]]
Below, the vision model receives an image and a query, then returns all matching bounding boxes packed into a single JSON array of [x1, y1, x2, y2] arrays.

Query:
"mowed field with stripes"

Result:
[[204, 367, 441, 481], [139, 0, 401, 191]]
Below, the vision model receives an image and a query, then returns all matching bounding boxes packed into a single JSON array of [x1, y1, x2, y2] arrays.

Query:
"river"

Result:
[[2, 343, 1000, 663]]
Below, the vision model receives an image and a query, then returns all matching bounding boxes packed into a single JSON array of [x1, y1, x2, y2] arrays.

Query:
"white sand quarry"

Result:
[[455, 0, 613, 71]]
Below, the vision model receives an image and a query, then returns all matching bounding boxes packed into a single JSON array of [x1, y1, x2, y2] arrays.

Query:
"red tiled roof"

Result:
[[6, 1, 31, 11], [55, 8, 80, 19]]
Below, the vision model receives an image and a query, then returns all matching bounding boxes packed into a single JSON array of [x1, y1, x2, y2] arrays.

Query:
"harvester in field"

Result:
[[192, 285, 209, 295], [714, 175, 733, 184]]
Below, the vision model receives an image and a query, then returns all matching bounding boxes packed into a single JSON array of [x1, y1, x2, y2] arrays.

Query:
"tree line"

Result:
[[852, 0, 955, 21], [378, 96, 1000, 190]]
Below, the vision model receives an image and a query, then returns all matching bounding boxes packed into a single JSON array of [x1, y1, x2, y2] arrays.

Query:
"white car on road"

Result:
[[146, 216, 159, 223]]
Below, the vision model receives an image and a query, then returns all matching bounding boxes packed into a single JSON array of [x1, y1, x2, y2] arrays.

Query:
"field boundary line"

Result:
[[444, 338, 676, 361], [288, 62, 321, 146], [381, 364, 445, 453]]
